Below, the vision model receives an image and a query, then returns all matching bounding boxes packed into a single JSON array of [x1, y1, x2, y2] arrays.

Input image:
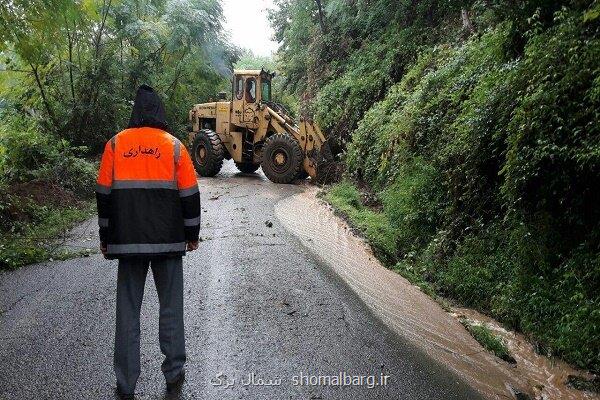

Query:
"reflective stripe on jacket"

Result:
[[95, 127, 200, 258]]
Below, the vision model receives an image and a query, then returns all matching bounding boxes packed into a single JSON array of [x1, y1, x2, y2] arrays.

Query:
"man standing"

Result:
[[95, 85, 200, 399]]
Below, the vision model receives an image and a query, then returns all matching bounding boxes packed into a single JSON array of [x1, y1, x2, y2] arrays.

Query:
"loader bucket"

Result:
[[298, 119, 340, 183], [310, 138, 342, 184]]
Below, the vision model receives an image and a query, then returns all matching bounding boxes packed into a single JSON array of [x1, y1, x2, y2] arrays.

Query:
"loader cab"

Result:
[[231, 69, 274, 129]]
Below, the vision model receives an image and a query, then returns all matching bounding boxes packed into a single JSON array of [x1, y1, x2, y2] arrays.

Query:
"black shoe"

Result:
[[115, 387, 134, 400], [166, 370, 185, 393]]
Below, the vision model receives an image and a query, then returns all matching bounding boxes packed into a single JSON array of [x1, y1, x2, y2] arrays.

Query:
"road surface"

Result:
[[0, 161, 483, 400]]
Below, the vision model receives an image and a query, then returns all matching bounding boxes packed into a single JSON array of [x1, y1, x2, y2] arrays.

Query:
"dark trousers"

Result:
[[114, 257, 186, 394]]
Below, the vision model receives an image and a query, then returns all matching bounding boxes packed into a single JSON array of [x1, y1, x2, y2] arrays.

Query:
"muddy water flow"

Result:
[[275, 186, 598, 400], [453, 307, 598, 400]]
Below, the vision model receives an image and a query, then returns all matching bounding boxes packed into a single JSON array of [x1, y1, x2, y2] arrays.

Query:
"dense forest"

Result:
[[269, 0, 600, 372], [1, 0, 599, 375]]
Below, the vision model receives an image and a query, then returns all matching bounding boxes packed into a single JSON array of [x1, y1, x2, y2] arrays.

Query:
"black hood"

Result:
[[127, 84, 169, 131]]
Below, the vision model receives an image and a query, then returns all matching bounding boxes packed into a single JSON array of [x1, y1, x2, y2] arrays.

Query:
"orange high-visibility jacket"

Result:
[[96, 127, 200, 258], [96, 85, 200, 258]]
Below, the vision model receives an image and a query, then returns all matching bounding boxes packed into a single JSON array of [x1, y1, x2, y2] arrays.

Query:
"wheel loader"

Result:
[[186, 69, 331, 184]]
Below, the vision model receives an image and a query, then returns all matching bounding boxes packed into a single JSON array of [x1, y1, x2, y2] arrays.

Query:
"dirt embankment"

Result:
[[1, 180, 82, 226]]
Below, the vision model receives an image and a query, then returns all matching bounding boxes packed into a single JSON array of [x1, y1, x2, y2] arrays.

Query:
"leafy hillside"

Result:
[[270, 0, 600, 371]]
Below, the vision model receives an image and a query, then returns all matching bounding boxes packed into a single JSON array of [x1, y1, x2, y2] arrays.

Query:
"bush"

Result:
[[502, 7, 600, 248], [381, 159, 445, 257], [437, 223, 521, 325], [0, 116, 96, 269], [0, 118, 96, 197], [314, 26, 423, 144]]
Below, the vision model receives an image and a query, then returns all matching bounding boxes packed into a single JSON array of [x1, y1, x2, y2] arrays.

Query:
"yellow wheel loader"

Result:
[[187, 69, 331, 184]]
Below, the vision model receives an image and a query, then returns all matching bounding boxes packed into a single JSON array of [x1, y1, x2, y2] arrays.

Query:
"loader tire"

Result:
[[235, 162, 260, 174], [192, 129, 224, 177], [261, 134, 303, 184]]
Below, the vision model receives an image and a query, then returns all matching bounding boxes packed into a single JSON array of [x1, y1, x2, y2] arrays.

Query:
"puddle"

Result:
[[275, 187, 598, 400]]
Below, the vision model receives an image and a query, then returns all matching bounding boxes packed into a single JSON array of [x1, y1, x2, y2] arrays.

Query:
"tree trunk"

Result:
[[94, 0, 112, 57], [66, 25, 76, 101], [30, 64, 57, 126], [314, 0, 327, 34], [120, 37, 124, 92]]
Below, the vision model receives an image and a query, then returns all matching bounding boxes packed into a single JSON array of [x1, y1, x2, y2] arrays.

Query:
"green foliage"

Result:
[[381, 159, 445, 257], [0, 197, 94, 270], [0, 116, 96, 196], [584, 1, 600, 23], [0, 113, 96, 270], [269, 0, 318, 95], [463, 322, 514, 363], [0, 0, 235, 152], [516, 243, 600, 369], [269, 0, 472, 147], [313, 2, 600, 371], [314, 27, 422, 143], [235, 50, 276, 70], [0, 0, 236, 270], [438, 223, 520, 322], [324, 181, 398, 263], [502, 7, 600, 242]]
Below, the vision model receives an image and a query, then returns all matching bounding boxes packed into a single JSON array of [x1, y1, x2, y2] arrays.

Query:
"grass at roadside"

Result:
[[462, 322, 515, 363], [0, 121, 99, 271], [323, 181, 518, 362], [323, 181, 398, 265], [0, 189, 95, 270], [321, 180, 597, 371], [323, 182, 438, 295]]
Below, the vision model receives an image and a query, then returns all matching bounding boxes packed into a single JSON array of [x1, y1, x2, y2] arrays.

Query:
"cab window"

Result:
[[261, 79, 271, 102], [246, 78, 256, 103], [235, 76, 243, 100]]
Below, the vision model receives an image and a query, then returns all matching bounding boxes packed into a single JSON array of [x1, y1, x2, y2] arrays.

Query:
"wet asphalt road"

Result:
[[0, 160, 483, 400]]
